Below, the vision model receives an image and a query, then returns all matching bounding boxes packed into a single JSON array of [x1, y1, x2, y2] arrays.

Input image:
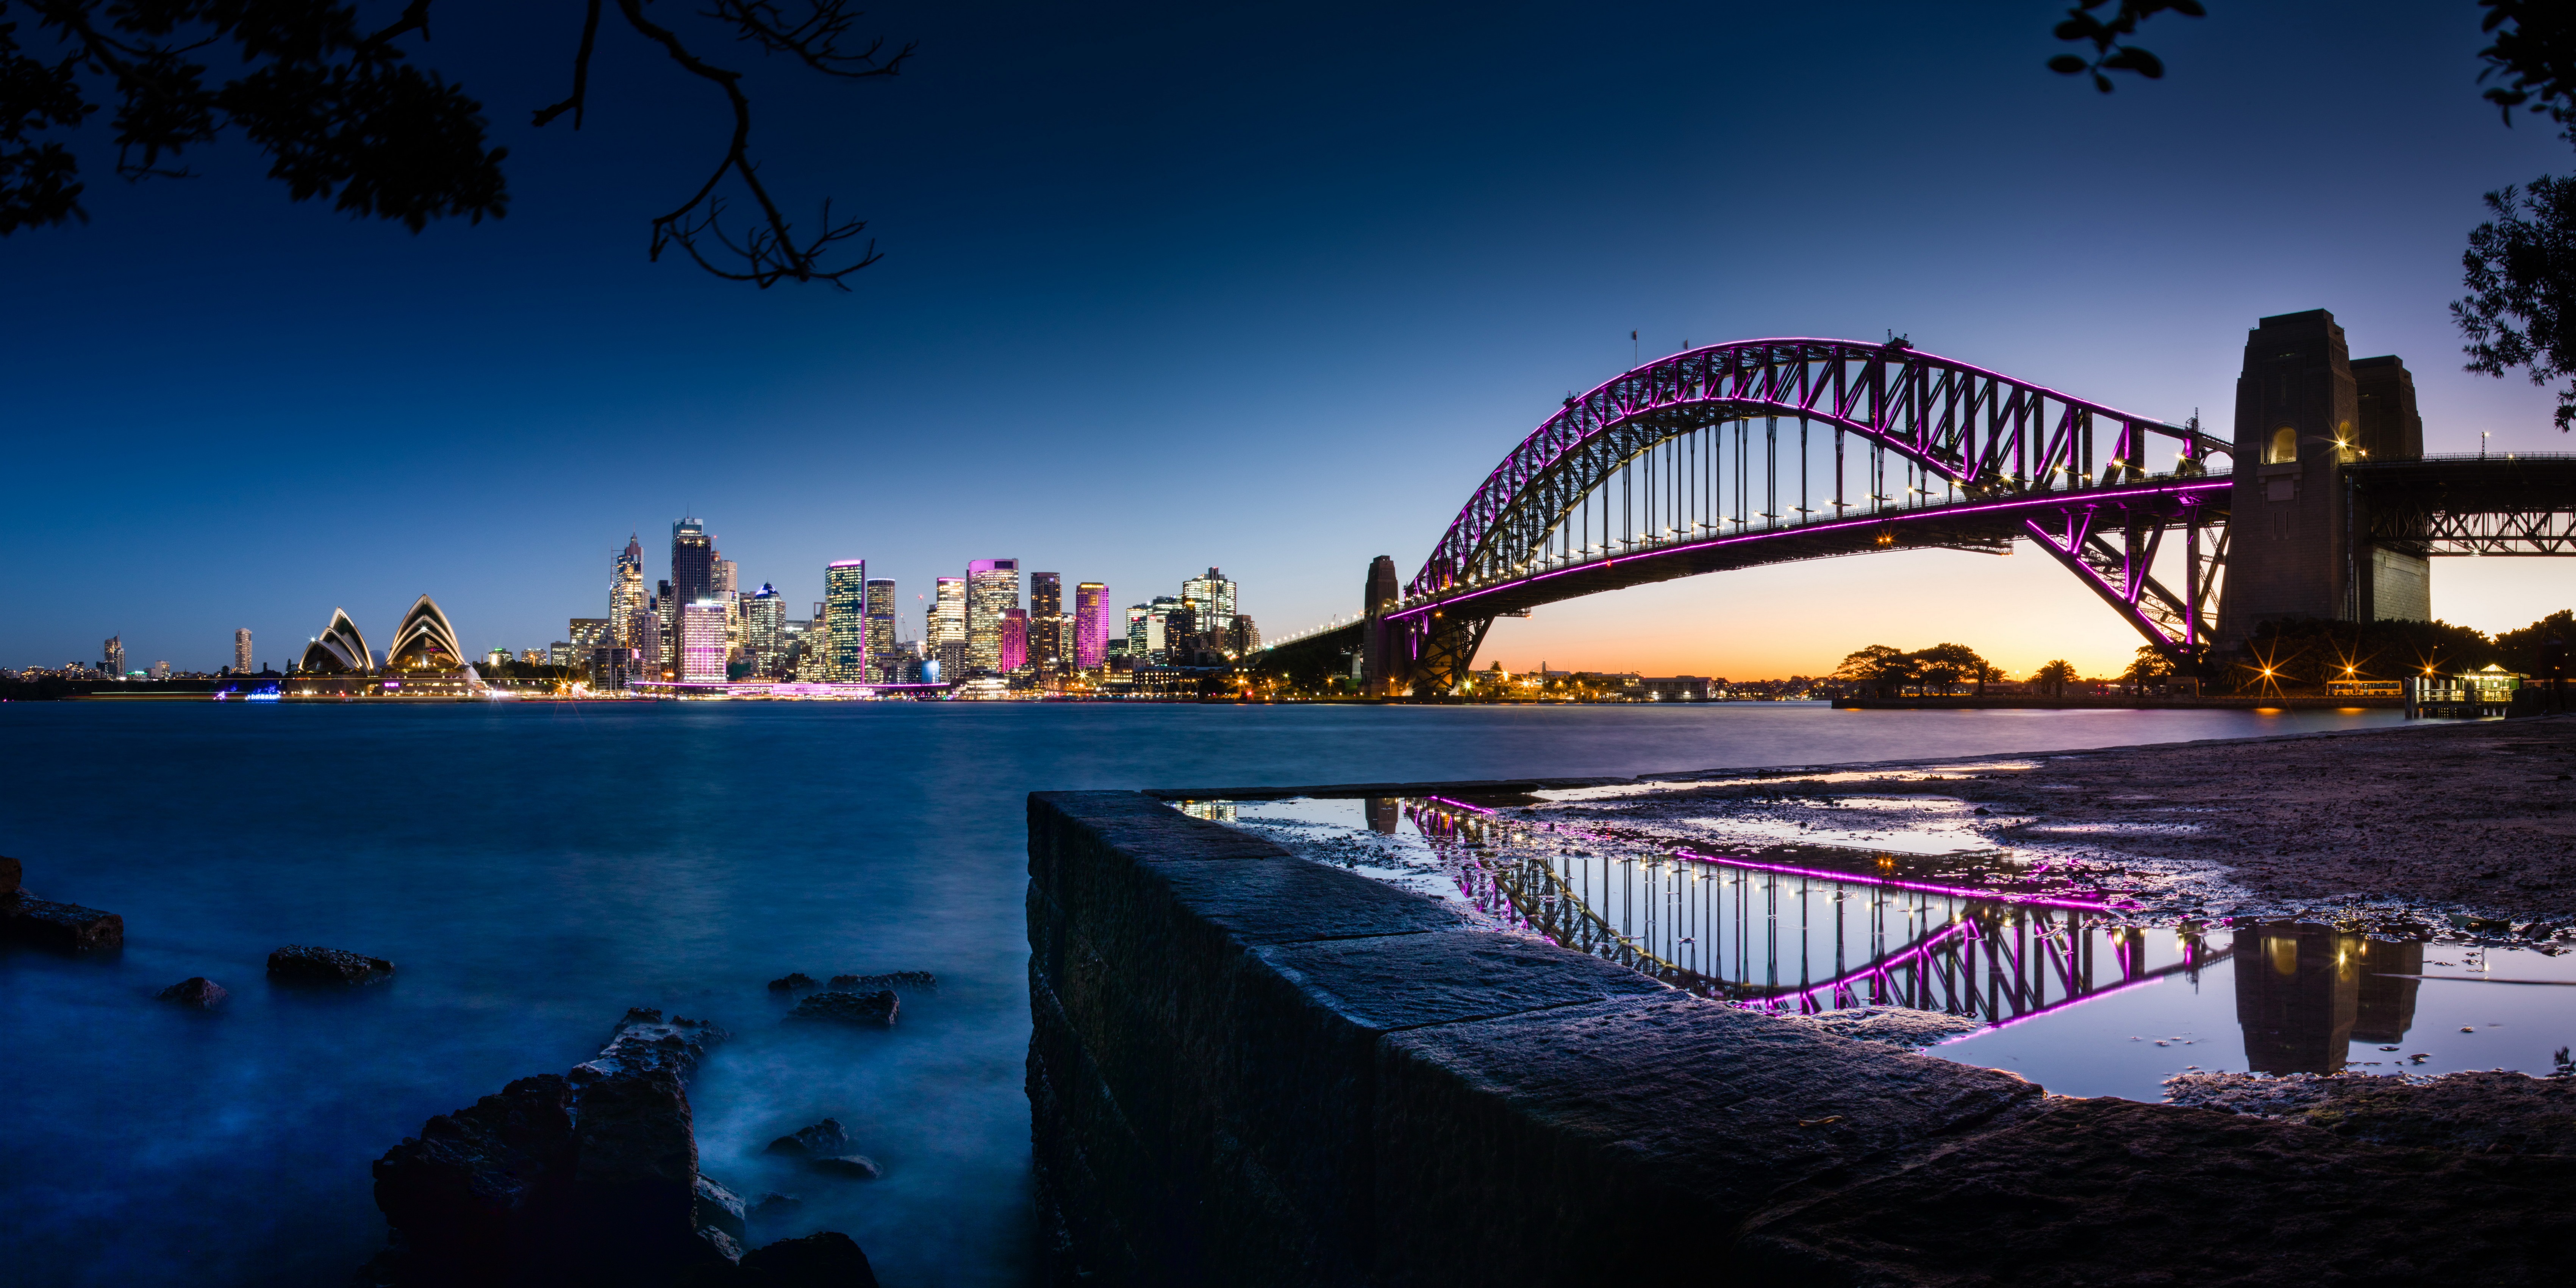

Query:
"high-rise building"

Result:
[[1030, 572, 1063, 619], [1229, 614, 1260, 655], [655, 581, 675, 671], [1000, 608, 1030, 673], [233, 628, 253, 674], [570, 618, 609, 653], [671, 518, 714, 615], [1074, 583, 1110, 671], [679, 602, 728, 683], [1029, 572, 1066, 669], [966, 559, 1020, 674], [865, 579, 897, 681], [933, 575, 968, 668], [712, 554, 741, 661], [742, 586, 785, 675], [612, 535, 647, 651], [1181, 567, 1237, 635], [825, 561, 869, 682], [149, 660, 169, 680], [103, 635, 123, 675]]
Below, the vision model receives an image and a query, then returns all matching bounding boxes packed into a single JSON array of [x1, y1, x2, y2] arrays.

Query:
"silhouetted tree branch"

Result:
[[2045, 0, 2203, 93], [0, 0, 909, 288]]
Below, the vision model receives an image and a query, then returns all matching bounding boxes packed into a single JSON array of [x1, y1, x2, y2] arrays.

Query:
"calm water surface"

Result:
[[0, 701, 2404, 1286]]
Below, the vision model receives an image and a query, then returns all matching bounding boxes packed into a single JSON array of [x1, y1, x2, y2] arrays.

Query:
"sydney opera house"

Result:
[[283, 596, 479, 699]]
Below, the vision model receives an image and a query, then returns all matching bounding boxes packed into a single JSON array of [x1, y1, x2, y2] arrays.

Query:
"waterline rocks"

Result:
[[4, 896, 124, 952], [363, 1008, 878, 1286], [737, 1232, 878, 1287], [764, 1119, 883, 1180], [785, 989, 897, 1026], [825, 971, 934, 991], [266, 944, 393, 984], [0, 853, 19, 895], [156, 977, 228, 1008], [765, 973, 815, 993]]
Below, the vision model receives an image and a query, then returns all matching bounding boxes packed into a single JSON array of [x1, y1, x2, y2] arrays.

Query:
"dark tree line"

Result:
[[0, 0, 908, 286]]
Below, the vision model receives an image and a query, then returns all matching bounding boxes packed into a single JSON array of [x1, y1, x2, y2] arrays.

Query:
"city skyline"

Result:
[[10, 3, 2576, 678]]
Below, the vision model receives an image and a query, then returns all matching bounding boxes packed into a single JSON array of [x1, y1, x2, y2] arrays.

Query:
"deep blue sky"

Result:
[[7, 0, 2574, 675]]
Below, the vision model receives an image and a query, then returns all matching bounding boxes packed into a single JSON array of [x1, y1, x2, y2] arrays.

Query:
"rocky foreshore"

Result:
[[359, 1008, 878, 1288]]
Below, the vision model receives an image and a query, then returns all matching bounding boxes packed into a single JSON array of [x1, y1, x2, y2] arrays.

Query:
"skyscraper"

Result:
[[1030, 572, 1063, 619], [966, 559, 1019, 674], [1181, 567, 1237, 634], [1029, 572, 1066, 670], [712, 553, 741, 662], [1000, 608, 1030, 673], [865, 578, 897, 681], [1075, 583, 1110, 670], [103, 635, 123, 675], [671, 518, 714, 613], [678, 602, 728, 683], [743, 586, 785, 675], [233, 628, 253, 673], [933, 577, 968, 679], [611, 535, 647, 652], [655, 581, 675, 671], [825, 560, 868, 682]]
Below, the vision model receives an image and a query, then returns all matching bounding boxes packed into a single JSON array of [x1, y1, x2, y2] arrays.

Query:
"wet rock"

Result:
[[807, 1155, 882, 1180], [577, 1008, 729, 1084], [0, 853, 19, 896], [737, 1232, 879, 1288], [156, 977, 228, 1008], [2165, 1069, 2576, 1154], [763, 1120, 851, 1159], [266, 944, 393, 984], [1779, 1005, 1982, 1051], [371, 1073, 580, 1283], [3, 896, 123, 952], [569, 1068, 730, 1282], [746, 1193, 802, 1222], [694, 1174, 748, 1244], [785, 990, 897, 1026], [766, 973, 816, 992], [824, 971, 935, 991]]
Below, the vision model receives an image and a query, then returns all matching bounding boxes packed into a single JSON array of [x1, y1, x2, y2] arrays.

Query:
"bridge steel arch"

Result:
[[1374, 338, 2235, 694]]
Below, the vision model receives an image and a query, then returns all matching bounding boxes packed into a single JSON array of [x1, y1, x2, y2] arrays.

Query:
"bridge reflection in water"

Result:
[[1399, 797, 2222, 1027]]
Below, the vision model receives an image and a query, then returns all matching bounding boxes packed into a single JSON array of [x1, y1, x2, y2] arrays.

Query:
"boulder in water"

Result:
[[766, 973, 816, 992], [157, 977, 228, 1008], [785, 990, 897, 1026], [738, 1231, 879, 1288], [266, 944, 393, 984], [0, 853, 19, 897], [370, 1074, 581, 1282], [824, 971, 934, 991], [763, 1119, 852, 1158], [5, 896, 123, 952], [578, 1008, 729, 1084]]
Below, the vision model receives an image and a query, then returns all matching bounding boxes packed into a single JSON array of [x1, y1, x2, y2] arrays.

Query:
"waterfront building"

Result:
[[966, 559, 1020, 674], [150, 660, 169, 679], [743, 585, 786, 675], [1229, 614, 1259, 655], [233, 628, 253, 674], [1181, 567, 1237, 634], [569, 618, 609, 657], [713, 555, 741, 661], [103, 635, 123, 676], [386, 596, 466, 670], [825, 560, 868, 681], [1001, 608, 1030, 673], [678, 602, 728, 683], [298, 608, 373, 673], [655, 581, 675, 671], [1031, 573, 1063, 619], [933, 576, 968, 669], [1030, 572, 1066, 669], [865, 578, 897, 681], [671, 518, 714, 611], [611, 536, 647, 652], [1075, 583, 1110, 671]]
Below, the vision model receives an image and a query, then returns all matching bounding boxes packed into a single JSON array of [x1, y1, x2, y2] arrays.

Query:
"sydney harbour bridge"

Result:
[[1262, 309, 2576, 695]]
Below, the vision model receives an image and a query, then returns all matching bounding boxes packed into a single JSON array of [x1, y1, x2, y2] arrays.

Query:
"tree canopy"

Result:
[[0, 0, 909, 286]]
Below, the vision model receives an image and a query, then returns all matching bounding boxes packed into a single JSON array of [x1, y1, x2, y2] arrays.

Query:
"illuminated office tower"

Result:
[[1181, 567, 1236, 635], [655, 581, 675, 669], [933, 577, 969, 677], [103, 635, 123, 675], [1074, 583, 1109, 670], [233, 628, 253, 673], [671, 518, 714, 613], [712, 553, 741, 660], [678, 602, 728, 683], [611, 536, 647, 651], [865, 578, 897, 681], [1229, 615, 1260, 654], [825, 560, 869, 682], [966, 559, 1019, 674], [1029, 572, 1065, 668], [742, 586, 785, 675], [1000, 609, 1030, 673], [569, 618, 608, 655]]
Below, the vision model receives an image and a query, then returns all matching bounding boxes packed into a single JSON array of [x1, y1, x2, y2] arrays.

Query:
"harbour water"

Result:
[[0, 701, 2415, 1286]]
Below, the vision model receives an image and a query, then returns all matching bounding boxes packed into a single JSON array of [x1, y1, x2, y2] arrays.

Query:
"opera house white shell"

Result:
[[297, 608, 375, 674], [385, 595, 465, 671]]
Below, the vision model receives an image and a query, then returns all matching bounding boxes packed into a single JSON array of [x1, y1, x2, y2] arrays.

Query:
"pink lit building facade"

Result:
[[1074, 582, 1110, 669], [1000, 608, 1030, 673], [678, 603, 729, 683]]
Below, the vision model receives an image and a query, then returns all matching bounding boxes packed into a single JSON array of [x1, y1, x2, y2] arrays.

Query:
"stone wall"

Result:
[[1027, 790, 2576, 1286]]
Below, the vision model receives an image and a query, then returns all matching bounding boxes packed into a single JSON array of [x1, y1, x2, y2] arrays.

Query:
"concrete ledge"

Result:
[[1027, 790, 2576, 1285]]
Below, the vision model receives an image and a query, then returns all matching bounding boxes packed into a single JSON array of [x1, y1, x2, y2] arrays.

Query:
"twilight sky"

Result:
[[6, 0, 2575, 678]]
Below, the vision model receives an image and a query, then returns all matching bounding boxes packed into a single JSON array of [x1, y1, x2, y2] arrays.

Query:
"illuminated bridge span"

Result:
[[1250, 311, 2576, 694], [1355, 336, 2234, 693], [1404, 799, 2227, 1027]]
